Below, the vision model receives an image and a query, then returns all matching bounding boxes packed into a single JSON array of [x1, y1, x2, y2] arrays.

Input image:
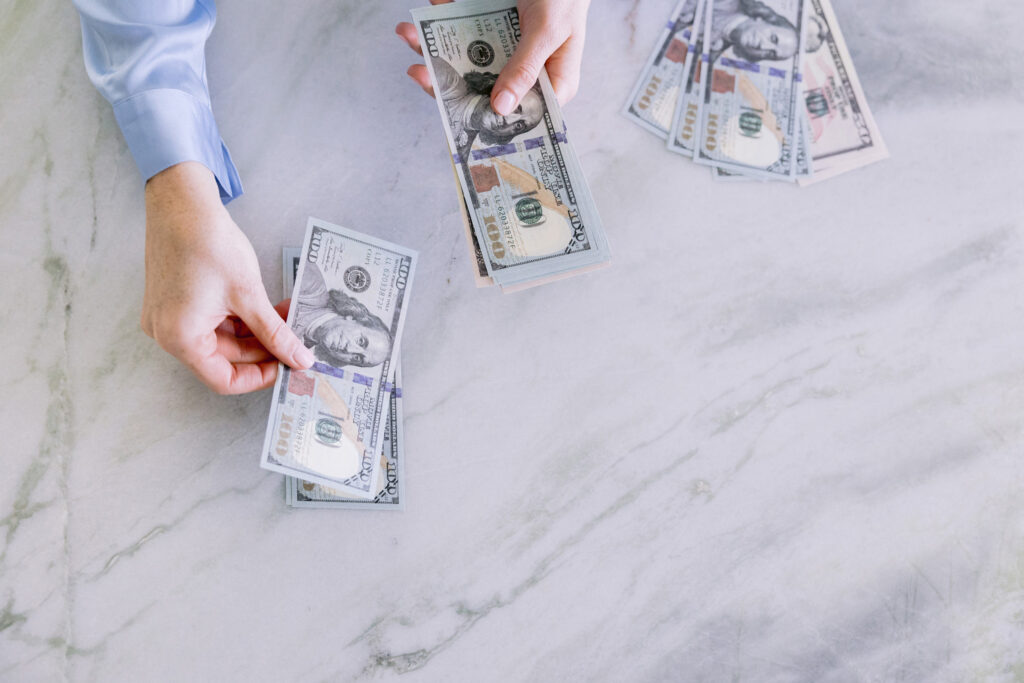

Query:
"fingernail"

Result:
[[296, 345, 315, 368], [493, 90, 516, 115]]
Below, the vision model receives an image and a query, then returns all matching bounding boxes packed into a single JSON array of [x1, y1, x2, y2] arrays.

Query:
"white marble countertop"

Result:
[[4, 0, 1024, 680]]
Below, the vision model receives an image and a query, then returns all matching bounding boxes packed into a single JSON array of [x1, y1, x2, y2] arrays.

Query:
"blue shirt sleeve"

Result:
[[73, 0, 243, 202]]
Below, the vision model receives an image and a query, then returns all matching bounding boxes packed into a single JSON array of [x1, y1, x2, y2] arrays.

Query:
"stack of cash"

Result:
[[261, 218, 416, 510], [624, 0, 887, 184], [411, 0, 611, 292]]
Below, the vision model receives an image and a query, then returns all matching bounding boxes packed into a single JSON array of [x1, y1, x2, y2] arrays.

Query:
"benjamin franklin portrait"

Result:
[[291, 263, 393, 368]]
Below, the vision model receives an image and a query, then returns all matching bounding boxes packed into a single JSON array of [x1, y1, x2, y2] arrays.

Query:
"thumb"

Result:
[[237, 292, 315, 370], [491, 31, 556, 115]]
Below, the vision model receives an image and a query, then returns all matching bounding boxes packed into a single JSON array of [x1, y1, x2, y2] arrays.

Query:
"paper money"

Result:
[[627, 0, 885, 184], [412, 0, 610, 288], [282, 246, 302, 296], [449, 160, 494, 288], [665, 0, 710, 156], [280, 247, 406, 509], [260, 218, 416, 499], [711, 121, 811, 180], [285, 365, 405, 510], [626, 0, 706, 140], [797, 0, 888, 184], [693, 0, 807, 180]]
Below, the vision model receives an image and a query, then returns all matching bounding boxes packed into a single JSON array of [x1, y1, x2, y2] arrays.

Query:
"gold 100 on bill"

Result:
[[260, 218, 417, 500], [412, 0, 610, 288]]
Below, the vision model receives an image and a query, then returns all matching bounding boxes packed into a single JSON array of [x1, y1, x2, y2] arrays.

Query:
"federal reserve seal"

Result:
[[514, 197, 545, 226], [343, 265, 371, 293], [467, 40, 495, 67]]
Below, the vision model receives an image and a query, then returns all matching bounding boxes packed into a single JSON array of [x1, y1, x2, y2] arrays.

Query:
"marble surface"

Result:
[[3, 0, 1024, 680]]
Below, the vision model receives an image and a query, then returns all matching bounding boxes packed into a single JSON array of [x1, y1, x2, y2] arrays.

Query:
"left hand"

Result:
[[396, 0, 591, 113]]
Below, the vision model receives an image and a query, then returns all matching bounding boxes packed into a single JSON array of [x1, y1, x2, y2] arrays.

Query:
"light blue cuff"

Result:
[[113, 88, 243, 203]]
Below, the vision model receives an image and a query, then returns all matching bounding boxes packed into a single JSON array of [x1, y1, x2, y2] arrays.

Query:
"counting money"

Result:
[[412, 0, 610, 287], [260, 218, 416, 499], [626, 0, 707, 139], [280, 248, 406, 509]]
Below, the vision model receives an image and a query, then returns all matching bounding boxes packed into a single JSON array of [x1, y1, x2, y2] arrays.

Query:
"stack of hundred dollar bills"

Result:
[[624, 0, 888, 184], [261, 218, 416, 510], [412, 0, 611, 292]]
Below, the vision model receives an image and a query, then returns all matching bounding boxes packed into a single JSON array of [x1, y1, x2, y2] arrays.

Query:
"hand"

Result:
[[141, 162, 315, 394], [396, 0, 591, 113]]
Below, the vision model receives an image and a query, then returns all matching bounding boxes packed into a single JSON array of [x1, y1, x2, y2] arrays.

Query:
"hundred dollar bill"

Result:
[[711, 119, 811, 180], [260, 218, 416, 498], [798, 0, 888, 184], [412, 0, 610, 287], [626, 0, 707, 139], [665, 0, 711, 155], [282, 246, 302, 296], [286, 364, 405, 510], [449, 160, 494, 288], [281, 248, 406, 509], [694, 0, 808, 180]]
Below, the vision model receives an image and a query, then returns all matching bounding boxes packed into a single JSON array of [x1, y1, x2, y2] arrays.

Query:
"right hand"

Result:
[[141, 162, 314, 394], [396, 0, 591, 111]]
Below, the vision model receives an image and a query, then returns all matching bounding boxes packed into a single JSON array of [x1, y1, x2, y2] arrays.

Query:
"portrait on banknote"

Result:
[[292, 262, 393, 368], [705, 0, 821, 65], [431, 55, 544, 156]]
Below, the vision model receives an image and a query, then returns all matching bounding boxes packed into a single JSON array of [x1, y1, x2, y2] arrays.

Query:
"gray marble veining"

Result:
[[3, 0, 1024, 680]]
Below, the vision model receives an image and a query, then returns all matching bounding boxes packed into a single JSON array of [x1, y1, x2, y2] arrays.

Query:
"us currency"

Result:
[[694, 0, 807, 180], [260, 218, 416, 499], [712, 120, 811, 180], [450, 172, 609, 292], [412, 0, 610, 288], [285, 365, 405, 509], [665, 0, 710, 156], [449, 160, 494, 288], [625, 0, 707, 140], [281, 248, 406, 509], [797, 0, 888, 185]]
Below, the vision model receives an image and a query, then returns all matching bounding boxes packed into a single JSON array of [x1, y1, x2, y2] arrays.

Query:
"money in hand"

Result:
[[260, 218, 416, 499], [412, 0, 610, 290], [279, 247, 407, 510]]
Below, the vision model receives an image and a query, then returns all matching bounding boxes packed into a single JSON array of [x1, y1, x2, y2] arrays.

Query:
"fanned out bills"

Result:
[[412, 0, 610, 290], [280, 248, 406, 510], [260, 218, 416, 500], [625, 0, 887, 183], [624, 0, 708, 141]]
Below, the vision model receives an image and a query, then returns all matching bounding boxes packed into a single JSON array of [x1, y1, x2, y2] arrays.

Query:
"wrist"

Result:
[[145, 162, 226, 219]]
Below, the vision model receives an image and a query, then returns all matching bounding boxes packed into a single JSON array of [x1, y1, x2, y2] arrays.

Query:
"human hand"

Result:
[[396, 0, 591, 113], [141, 162, 314, 395]]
